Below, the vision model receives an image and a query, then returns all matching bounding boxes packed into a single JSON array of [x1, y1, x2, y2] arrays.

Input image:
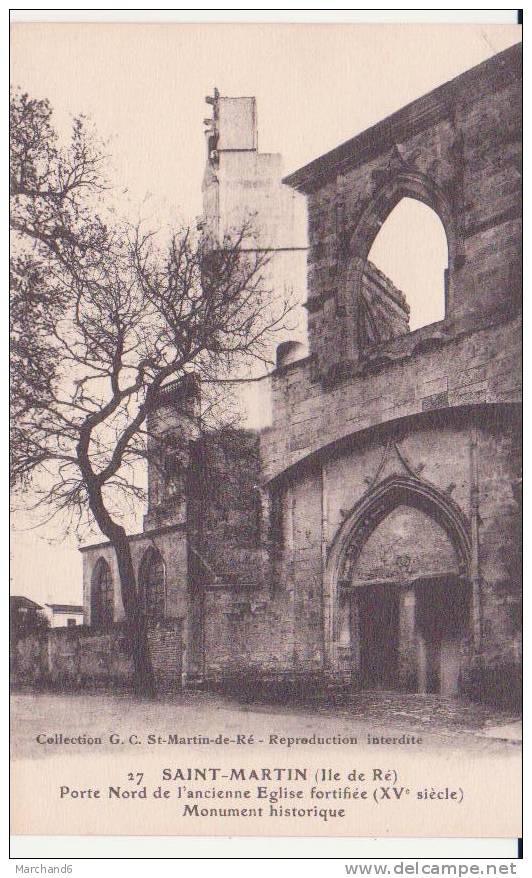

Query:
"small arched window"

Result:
[[91, 558, 114, 629], [138, 547, 166, 619]]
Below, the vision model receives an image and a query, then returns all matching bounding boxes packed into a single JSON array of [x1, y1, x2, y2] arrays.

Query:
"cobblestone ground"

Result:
[[11, 687, 520, 760], [330, 691, 521, 734]]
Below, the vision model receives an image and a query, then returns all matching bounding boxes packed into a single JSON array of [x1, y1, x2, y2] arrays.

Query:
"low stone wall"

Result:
[[461, 656, 522, 711], [147, 620, 185, 689], [11, 619, 183, 691], [12, 633, 45, 684]]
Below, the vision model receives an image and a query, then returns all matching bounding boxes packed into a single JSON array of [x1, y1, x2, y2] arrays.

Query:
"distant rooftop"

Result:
[[10, 595, 43, 610], [45, 603, 84, 614]]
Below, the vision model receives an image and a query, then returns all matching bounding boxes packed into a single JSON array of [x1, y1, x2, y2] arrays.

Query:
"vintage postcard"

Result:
[[10, 17, 522, 848]]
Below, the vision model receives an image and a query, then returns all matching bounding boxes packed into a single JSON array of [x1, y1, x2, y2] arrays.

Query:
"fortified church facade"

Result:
[[81, 44, 522, 702]]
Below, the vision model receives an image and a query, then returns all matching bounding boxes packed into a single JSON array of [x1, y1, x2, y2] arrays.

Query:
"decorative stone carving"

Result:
[[334, 474, 471, 585]]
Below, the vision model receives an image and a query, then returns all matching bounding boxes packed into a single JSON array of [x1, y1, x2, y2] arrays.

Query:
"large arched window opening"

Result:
[[91, 558, 114, 629], [367, 197, 448, 331], [138, 547, 166, 619]]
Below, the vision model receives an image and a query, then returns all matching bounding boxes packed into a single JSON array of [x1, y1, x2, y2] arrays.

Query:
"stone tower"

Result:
[[143, 374, 200, 532], [199, 90, 309, 429], [200, 91, 307, 254]]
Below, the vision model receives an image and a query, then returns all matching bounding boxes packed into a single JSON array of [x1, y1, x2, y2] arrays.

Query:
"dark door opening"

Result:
[[358, 584, 400, 689], [415, 578, 471, 695]]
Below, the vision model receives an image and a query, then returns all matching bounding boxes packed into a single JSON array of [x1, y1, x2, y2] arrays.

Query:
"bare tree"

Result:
[[10, 88, 111, 481], [9, 93, 290, 694]]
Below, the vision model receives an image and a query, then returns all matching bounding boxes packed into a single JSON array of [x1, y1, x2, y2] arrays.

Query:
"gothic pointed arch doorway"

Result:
[[325, 476, 472, 695]]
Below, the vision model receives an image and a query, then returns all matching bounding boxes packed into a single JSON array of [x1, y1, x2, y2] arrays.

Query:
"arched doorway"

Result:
[[91, 558, 114, 629], [326, 476, 472, 695]]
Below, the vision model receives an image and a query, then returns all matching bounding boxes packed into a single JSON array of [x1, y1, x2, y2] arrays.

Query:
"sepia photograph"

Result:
[[9, 12, 522, 855]]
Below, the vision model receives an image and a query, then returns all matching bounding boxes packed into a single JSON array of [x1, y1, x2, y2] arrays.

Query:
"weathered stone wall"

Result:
[[199, 405, 520, 696], [144, 375, 200, 532], [146, 620, 185, 686], [188, 429, 297, 679], [284, 44, 521, 375], [11, 620, 183, 689], [261, 317, 521, 482], [12, 633, 45, 684], [352, 506, 459, 581], [290, 463, 324, 668], [361, 261, 410, 343], [269, 409, 519, 658], [77, 45, 521, 704], [323, 417, 519, 699], [198, 47, 522, 697], [187, 430, 264, 576], [475, 419, 522, 670], [202, 586, 295, 680]]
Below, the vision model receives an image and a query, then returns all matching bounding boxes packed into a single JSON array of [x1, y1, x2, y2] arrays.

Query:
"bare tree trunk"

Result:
[[112, 533, 156, 698], [81, 470, 157, 698]]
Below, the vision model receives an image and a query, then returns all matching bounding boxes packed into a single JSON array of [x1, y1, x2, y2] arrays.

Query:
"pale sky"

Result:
[[10, 22, 521, 606]]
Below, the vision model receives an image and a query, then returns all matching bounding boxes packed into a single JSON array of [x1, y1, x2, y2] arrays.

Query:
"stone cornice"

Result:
[[79, 521, 186, 553]]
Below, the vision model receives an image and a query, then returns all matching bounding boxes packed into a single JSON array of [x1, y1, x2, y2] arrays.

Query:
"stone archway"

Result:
[[324, 476, 472, 694]]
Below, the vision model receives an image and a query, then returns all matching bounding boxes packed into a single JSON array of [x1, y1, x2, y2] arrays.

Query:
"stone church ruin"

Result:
[[79, 44, 522, 705]]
